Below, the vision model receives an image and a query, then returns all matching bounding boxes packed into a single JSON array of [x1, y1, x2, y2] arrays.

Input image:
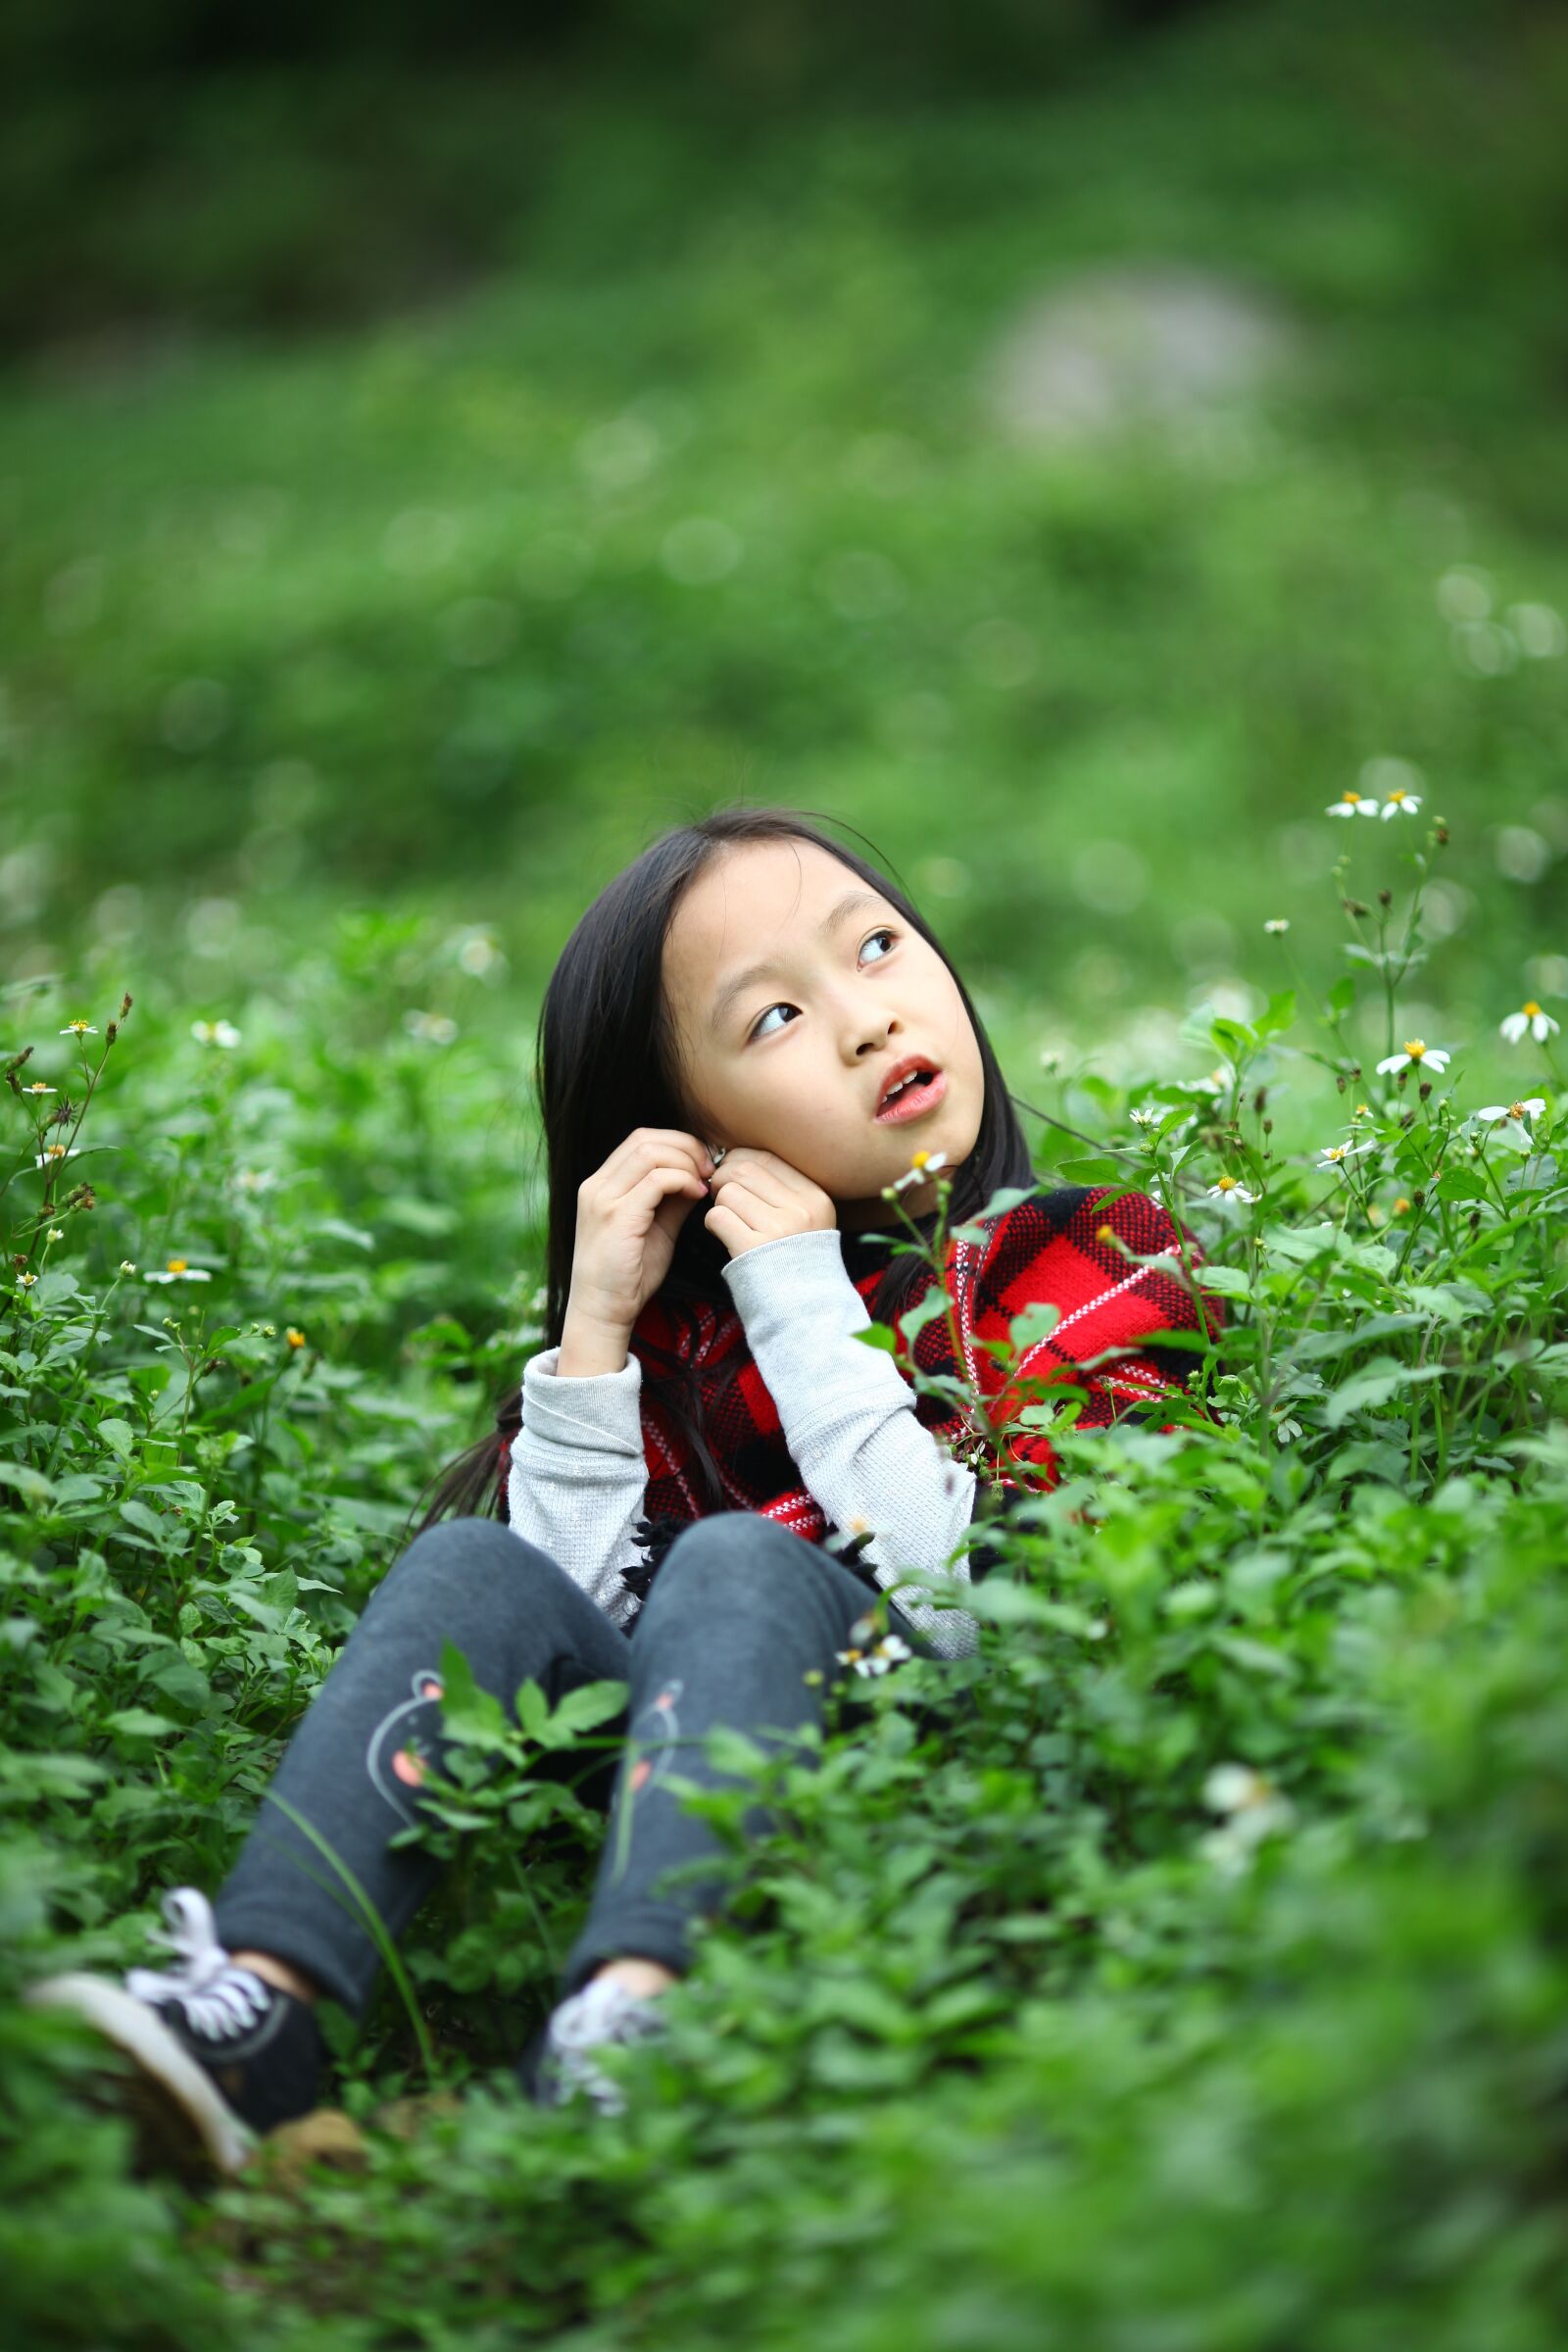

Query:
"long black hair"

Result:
[[407, 803, 1036, 1538]]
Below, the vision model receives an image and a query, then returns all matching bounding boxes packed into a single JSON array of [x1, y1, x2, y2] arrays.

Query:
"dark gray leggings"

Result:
[[213, 1510, 958, 2015]]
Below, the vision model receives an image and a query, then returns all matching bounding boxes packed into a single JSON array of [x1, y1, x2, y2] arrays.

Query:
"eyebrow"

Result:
[[709, 889, 887, 1036]]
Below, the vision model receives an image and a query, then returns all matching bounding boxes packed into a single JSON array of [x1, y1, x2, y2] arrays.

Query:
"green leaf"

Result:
[[514, 1679, 553, 1743], [0, 1463, 57, 1504], [96, 1419, 135, 1460], [898, 1291, 951, 1342], [437, 1638, 507, 1745], [50, 1472, 106, 1504], [1323, 1355, 1452, 1428], [1211, 1634, 1298, 1682], [119, 1498, 169, 1542], [1197, 1266, 1255, 1300], [1007, 1300, 1061, 1350], [551, 1679, 629, 1738], [103, 1707, 178, 1739]]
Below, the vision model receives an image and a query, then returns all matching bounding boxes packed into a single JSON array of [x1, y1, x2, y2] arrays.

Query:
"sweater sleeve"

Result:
[[505, 1345, 649, 1634], [720, 1229, 982, 1660]]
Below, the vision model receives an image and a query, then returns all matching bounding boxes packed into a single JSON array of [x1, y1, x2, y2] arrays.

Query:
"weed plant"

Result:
[[2, 804, 1565, 2349]]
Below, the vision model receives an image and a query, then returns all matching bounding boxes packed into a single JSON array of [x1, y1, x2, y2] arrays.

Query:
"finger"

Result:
[[624, 1164, 709, 1218], [702, 1199, 751, 1248], [710, 1159, 792, 1211], [610, 1130, 713, 1181], [705, 1178, 768, 1233]]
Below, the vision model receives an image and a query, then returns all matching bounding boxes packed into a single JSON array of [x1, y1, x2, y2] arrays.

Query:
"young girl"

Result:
[[27, 806, 1215, 2175]]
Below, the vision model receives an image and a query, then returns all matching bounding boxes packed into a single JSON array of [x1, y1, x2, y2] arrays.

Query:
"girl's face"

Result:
[[663, 838, 986, 1230]]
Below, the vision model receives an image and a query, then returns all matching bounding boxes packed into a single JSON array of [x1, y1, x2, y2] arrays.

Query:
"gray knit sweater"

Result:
[[505, 1227, 983, 1659]]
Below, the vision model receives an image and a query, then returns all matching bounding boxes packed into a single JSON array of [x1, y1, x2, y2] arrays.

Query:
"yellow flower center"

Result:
[[1522, 1002, 1541, 1018], [1403, 1040, 1426, 1058], [1388, 788, 1409, 804], [286, 1328, 306, 1348], [1215, 1175, 1239, 1192], [167, 1257, 187, 1273], [909, 1150, 930, 1169], [1342, 790, 1362, 805], [1509, 1102, 1529, 1118], [1095, 1223, 1117, 1245], [43, 1144, 66, 1158], [1394, 1197, 1411, 1214]]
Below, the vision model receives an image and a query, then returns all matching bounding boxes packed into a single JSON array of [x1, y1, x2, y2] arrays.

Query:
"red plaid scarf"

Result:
[[501, 1183, 1219, 1615]]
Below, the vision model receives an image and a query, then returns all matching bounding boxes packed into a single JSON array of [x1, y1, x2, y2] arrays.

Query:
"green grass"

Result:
[[3, 2, 1568, 2342]]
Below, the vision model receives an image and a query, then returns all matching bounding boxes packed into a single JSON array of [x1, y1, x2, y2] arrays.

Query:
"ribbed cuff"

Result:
[[520, 1345, 644, 1455]]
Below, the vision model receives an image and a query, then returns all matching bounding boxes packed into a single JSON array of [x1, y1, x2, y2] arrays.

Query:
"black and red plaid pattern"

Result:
[[500, 1183, 1220, 1619]]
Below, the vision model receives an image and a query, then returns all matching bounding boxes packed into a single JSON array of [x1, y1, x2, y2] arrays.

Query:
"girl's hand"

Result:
[[566, 1127, 714, 1337], [704, 1147, 837, 1259]]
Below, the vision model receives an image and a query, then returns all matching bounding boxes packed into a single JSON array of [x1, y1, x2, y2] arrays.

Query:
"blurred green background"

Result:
[[3, 0, 1566, 1083]]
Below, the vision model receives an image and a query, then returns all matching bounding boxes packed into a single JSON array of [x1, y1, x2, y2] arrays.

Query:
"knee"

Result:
[[642, 1511, 802, 1620], [377, 1515, 561, 1610]]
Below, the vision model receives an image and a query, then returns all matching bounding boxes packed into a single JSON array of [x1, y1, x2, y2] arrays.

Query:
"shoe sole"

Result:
[[24, 1972, 258, 2181]]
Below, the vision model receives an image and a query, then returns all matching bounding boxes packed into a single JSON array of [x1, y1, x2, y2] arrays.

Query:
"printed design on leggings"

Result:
[[625, 1678, 684, 1798], [366, 1669, 445, 1825]]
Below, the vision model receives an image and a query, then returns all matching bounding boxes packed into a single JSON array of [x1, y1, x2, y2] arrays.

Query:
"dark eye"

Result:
[[747, 928, 898, 1042]]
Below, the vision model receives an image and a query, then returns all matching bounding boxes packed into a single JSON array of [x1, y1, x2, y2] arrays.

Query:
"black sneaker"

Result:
[[515, 1974, 669, 2118], [24, 1886, 325, 2180]]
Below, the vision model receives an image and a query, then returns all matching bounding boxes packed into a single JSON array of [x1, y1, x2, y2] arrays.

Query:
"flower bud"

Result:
[[1379, 888, 1392, 907]]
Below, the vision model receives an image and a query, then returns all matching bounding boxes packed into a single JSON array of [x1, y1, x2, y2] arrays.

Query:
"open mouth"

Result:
[[874, 1065, 948, 1123]]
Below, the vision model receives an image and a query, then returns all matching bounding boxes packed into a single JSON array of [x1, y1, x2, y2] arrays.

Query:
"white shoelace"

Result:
[[125, 1886, 273, 2043]]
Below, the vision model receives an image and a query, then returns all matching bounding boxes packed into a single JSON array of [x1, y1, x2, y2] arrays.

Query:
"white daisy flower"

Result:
[[191, 1018, 242, 1049], [888, 1150, 950, 1196], [1275, 1414, 1303, 1446], [1129, 1106, 1164, 1128], [1375, 1040, 1451, 1075], [835, 1633, 915, 1679], [23, 1082, 57, 1096], [403, 1008, 458, 1045], [1378, 787, 1422, 819], [33, 1145, 79, 1169], [1473, 1099, 1546, 1152], [1476, 1098, 1545, 1123], [145, 1257, 213, 1284], [1262, 917, 1291, 934], [1199, 1760, 1296, 1876], [15, 1271, 38, 1290], [46, 1227, 63, 1242], [1205, 1174, 1259, 1206], [1499, 1001, 1559, 1045], [118, 1260, 137, 1275], [1315, 1140, 1373, 1169], [58, 1020, 98, 1036], [1326, 789, 1380, 818]]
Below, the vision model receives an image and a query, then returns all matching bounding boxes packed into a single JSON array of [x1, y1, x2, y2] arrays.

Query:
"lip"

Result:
[[873, 1057, 948, 1123]]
